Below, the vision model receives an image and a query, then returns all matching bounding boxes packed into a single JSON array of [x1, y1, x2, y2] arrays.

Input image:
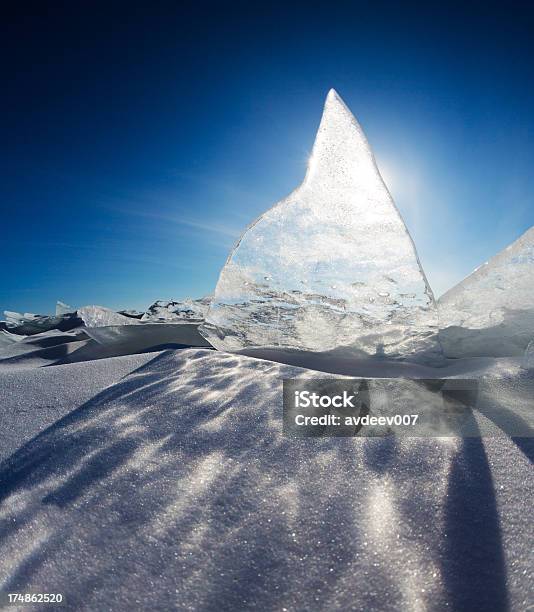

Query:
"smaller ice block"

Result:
[[438, 227, 534, 357]]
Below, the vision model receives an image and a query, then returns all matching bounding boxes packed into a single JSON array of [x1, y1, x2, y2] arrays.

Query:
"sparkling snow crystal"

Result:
[[438, 226, 534, 357], [200, 89, 441, 361]]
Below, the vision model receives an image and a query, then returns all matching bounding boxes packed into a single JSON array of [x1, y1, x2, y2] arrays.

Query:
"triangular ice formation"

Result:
[[438, 226, 534, 357], [200, 90, 441, 361]]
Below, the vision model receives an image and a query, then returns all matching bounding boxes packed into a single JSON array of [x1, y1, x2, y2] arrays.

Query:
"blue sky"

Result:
[[2, 2, 534, 314]]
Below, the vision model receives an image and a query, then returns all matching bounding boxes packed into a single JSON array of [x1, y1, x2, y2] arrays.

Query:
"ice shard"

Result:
[[438, 226, 534, 358], [77, 305, 140, 328], [522, 340, 534, 369], [56, 301, 73, 316], [200, 89, 441, 361], [4, 310, 81, 335], [142, 297, 210, 323]]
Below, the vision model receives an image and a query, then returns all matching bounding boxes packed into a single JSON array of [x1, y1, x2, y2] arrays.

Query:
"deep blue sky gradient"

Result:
[[2, 1, 534, 313]]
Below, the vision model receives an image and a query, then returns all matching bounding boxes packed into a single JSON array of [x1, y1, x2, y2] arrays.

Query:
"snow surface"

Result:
[[0, 352, 156, 461], [0, 324, 210, 371], [0, 347, 532, 611]]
